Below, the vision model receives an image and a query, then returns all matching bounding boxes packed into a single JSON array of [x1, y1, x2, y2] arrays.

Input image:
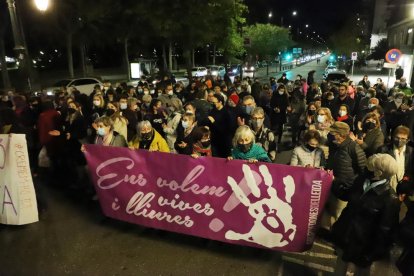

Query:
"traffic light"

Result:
[[284, 53, 292, 61]]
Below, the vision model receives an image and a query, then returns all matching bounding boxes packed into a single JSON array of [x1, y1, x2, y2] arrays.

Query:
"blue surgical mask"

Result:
[[243, 106, 254, 115], [97, 127, 106, 136]]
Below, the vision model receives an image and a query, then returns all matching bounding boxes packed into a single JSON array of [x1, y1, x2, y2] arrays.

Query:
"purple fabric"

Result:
[[84, 145, 333, 252]]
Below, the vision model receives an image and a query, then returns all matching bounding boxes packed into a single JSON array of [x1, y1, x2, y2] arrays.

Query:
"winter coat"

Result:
[[332, 179, 401, 267]]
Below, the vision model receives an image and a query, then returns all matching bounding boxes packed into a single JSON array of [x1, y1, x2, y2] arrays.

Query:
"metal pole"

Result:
[[6, 0, 25, 54], [387, 68, 391, 88], [351, 60, 354, 77]]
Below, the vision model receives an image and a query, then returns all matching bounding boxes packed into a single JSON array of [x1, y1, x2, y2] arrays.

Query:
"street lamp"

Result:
[[292, 11, 297, 16], [6, 0, 50, 91], [268, 11, 272, 18], [305, 24, 309, 28], [34, 0, 49, 12]]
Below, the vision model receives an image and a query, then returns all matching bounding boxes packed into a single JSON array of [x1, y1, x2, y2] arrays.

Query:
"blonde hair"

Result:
[[93, 94, 105, 108], [232, 125, 255, 147], [94, 116, 114, 130], [316, 107, 334, 124]]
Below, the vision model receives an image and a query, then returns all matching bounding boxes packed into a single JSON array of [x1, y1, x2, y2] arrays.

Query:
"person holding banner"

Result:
[[93, 116, 127, 147], [129, 120, 169, 152], [228, 125, 271, 163]]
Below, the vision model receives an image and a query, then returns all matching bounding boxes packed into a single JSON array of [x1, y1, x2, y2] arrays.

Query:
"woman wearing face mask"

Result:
[[350, 112, 384, 157], [298, 103, 317, 142], [332, 154, 400, 274], [162, 98, 184, 153], [140, 94, 152, 117], [123, 98, 142, 142], [228, 125, 271, 163], [290, 130, 326, 168], [49, 101, 88, 183], [93, 116, 127, 147], [89, 94, 106, 127], [128, 120, 169, 152], [336, 104, 354, 131], [191, 126, 212, 158], [105, 102, 128, 142], [250, 107, 277, 161], [174, 112, 197, 155], [270, 84, 290, 144], [309, 107, 334, 159], [144, 99, 167, 138]]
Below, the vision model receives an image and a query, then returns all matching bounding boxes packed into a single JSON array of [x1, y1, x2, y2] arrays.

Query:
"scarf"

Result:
[[232, 143, 270, 162], [336, 114, 349, 122]]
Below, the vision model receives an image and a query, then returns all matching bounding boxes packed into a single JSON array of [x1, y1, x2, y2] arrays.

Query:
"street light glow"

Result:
[[268, 12, 272, 18], [305, 24, 309, 28], [292, 11, 297, 16], [34, 0, 49, 11]]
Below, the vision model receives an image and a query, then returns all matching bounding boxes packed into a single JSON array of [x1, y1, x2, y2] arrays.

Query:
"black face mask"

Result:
[[141, 131, 152, 140], [305, 144, 317, 152], [393, 138, 407, 148], [201, 141, 211, 148], [308, 110, 316, 116], [106, 109, 115, 116], [363, 121, 376, 132], [237, 142, 253, 153], [67, 108, 77, 114]]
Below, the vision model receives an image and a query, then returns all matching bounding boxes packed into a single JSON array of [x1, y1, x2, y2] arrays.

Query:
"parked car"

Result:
[[324, 70, 348, 84], [227, 64, 242, 77], [191, 67, 208, 77], [243, 64, 256, 78], [44, 77, 103, 96], [206, 65, 226, 77]]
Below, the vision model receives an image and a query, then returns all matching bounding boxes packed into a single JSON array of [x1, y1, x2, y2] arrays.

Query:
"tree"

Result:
[[327, 18, 365, 56], [0, 5, 11, 89], [244, 23, 293, 74], [368, 38, 388, 60]]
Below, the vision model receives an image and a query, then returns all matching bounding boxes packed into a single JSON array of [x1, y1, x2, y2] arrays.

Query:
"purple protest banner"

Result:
[[84, 145, 333, 252]]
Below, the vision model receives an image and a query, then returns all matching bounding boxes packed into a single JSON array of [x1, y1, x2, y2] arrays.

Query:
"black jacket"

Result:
[[332, 180, 401, 267], [330, 137, 367, 200], [378, 143, 414, 180]]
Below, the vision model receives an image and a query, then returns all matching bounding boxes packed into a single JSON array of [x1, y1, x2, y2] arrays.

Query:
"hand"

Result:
[[286, 106, 292, 112], [274, 107, 280, 113], [208, 116, 215, 124], [80, 145, 86, 152], [66, 132, 71, 140], [237, 117, 245, 126], [349, 132, 357, 141], [225, 164, 297, 248], [356, 139, 364, 145], [227, 156, 233, 161], [162, 123, 167, 129], [148, 148, 157, 152], [191, 153, 200, 159], [48, 130, 61, 136], [248, 159, 258, 163]]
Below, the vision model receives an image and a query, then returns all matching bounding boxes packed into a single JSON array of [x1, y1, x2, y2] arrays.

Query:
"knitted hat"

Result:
[[229, 93, 239, 105]]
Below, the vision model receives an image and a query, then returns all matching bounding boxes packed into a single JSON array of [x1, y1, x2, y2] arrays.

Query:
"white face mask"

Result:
[[93, 100, 101, 106], [395, 99, 403, 105], [339, 110, 347, 117], [317, 115, 326, 123], [167, 90, 174, 96], [120, 103, 128, 110], [279, 91, 284, 95]]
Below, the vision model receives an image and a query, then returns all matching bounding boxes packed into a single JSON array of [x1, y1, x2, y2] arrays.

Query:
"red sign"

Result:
[[385, 49, 402, 64]]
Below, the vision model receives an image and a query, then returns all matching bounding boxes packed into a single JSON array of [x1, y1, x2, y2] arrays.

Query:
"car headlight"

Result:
[[47, 91, 53, 96], [232, 69, 237, 73], [250, 66, 254, 70], [243, 67, 247, 70]]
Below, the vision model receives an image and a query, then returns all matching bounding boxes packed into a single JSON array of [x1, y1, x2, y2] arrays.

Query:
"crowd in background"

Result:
[[1, 70, 414, 275]]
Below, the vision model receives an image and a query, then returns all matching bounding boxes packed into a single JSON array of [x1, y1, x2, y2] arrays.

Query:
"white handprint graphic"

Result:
[[225, 164, 296, 248]]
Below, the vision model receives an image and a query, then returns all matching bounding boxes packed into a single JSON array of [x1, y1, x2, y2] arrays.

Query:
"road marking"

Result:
[[287, 251, 336, 259], [282, 256, 335, 273], [313, 241, 335, 251]]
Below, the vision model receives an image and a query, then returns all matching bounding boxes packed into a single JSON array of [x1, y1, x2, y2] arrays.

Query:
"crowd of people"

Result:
[[1, 70, 414, 275]]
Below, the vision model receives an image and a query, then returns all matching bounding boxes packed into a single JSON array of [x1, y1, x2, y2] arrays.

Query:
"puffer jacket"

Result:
[[330, 137, 367, 201], [332, 180, 401, 267]]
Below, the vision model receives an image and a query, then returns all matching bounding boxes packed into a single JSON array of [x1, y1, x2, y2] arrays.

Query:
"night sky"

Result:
[[245, 0, 362, 39]]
